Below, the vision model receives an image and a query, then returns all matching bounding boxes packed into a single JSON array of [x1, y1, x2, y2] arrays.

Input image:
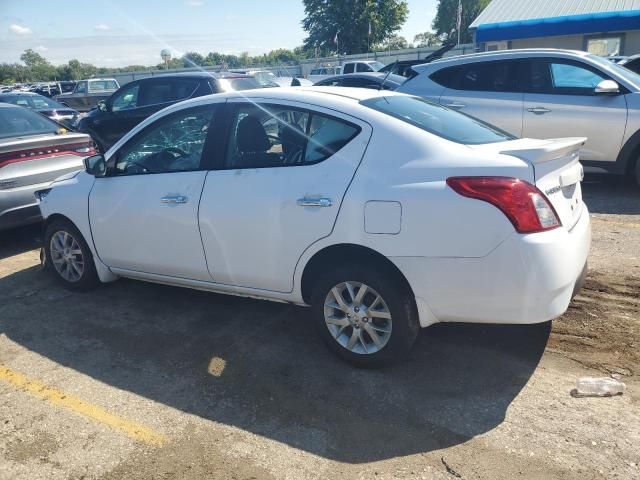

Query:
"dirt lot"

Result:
[[0, 175, 639, 480]]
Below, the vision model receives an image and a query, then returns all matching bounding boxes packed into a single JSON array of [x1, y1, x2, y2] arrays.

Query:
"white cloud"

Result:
[[9, 24, 32, 36], [186, 0, 204, 6], [94, 24, 111, 32], [34, 45, 48, 52]]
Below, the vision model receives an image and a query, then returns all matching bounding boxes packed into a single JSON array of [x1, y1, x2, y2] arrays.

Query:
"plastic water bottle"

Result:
[[574, 377, 626, 397]]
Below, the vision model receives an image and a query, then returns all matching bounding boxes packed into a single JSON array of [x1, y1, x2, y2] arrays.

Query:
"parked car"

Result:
[[378, 44, 456, 78], [619, 54, 640, 74], [54, 78, 120, 112], [308, 66, 342, 83], [398, 48, 640, 185], [0, 92, 79, 128], [37, 88, 590, 367], [314, 72, 405, 90], [0, 103, 95, 230], [76, 72, 263, 152], [342, 60, 385, 74]]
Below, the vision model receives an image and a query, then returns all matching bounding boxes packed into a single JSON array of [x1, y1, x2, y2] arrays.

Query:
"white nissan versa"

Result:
[[37, 88, 591, 367]]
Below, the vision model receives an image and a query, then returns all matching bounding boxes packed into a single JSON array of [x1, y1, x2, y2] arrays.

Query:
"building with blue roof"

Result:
[[469, 0, 640, 57]]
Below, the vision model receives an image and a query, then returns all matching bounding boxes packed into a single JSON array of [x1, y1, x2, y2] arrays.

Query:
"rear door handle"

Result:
[[444, 102, 466, 109], [297, 197, 332, 207], [161, 195, 188, 204], [527, 107, 551, 114]]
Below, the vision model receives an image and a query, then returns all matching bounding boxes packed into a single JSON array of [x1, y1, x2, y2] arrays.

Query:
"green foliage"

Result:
[[432, 0, 490, 44], [373, 34, 410, 51], [302, 0, 408, 55], [413, 31, 443, 47]]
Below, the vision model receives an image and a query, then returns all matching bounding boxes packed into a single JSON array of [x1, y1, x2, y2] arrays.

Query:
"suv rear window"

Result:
[[216, 77, 262, 92], [361, 95, 514, 145]]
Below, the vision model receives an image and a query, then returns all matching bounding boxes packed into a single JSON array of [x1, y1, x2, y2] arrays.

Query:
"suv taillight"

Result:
[[446, 177, 561, 234]]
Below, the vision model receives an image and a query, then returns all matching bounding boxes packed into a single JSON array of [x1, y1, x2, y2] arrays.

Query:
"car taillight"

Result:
[[446, 177, 561, 234], [70, 143, 97, 156]]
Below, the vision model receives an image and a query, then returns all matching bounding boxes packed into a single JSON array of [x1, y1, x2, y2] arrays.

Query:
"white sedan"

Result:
[[37, 88, 591, 367]]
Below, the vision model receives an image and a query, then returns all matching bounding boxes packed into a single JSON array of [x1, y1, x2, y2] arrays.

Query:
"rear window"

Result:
[[88, 80, 118, 92], [0, 106, 59, 139], [361, 95, 514, 145], [1, 95, 63, 109], [216, 77, 263, 92]]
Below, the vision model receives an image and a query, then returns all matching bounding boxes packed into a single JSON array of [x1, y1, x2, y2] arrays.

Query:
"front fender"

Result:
[[40, 171, 117, 282]]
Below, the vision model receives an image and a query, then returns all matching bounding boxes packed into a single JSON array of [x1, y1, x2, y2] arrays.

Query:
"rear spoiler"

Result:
[[500, 137, 586, 165]]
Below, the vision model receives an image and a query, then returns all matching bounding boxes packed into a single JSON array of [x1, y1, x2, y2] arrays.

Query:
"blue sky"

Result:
[[1, 0, 438, 67]]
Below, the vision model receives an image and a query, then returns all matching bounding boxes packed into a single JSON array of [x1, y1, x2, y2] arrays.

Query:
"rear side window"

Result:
[[216, 77, 262, 92], [431, 60, 521, 92], [89, 80, 118, 92], [0, 106, 58, 139], [343, 63, 355, 74], [361, 95, 514, 145]]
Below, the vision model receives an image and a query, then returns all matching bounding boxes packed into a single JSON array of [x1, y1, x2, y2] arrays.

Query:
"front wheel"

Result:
[[44, 219, 99, 291], [310, 264, 419, 368]]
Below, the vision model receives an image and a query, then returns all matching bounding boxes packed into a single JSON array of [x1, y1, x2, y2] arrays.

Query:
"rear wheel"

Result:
[[310, 264, 419, 367], [635, 156, 640, 187], [44, 219, 99, 291]]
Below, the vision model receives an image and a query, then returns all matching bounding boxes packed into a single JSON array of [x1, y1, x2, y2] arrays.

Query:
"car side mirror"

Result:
[[594, 79, 620, 95], [84, 154, 107, 177], [98, 99, 108, 112]]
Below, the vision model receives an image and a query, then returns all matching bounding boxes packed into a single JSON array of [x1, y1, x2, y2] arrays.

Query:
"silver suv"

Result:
[[398, 49, 640, 185]]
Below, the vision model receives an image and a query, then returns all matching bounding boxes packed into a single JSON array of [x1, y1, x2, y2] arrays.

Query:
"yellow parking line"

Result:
[[0, 366, 166, 446], [591, 218, 640, 229]]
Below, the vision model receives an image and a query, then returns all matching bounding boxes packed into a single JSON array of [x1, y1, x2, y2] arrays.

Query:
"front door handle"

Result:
[[161, 195, 188, 204], [297, 197, 333, 207], [444, 102, 466, 109], [527, 107, 551, 114]]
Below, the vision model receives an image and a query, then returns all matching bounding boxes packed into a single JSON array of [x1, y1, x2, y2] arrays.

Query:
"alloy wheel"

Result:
[[323, 281, 392, 355], [49, 230, 84, 282]]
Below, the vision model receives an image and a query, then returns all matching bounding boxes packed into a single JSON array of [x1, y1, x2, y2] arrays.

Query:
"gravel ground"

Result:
[[0, 175, 638, 480]]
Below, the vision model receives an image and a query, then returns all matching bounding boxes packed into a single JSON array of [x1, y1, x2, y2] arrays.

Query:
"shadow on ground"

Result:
[[582, 174, 639, 215], [0, 264, 550, 463], [0, 224, 41, 261]]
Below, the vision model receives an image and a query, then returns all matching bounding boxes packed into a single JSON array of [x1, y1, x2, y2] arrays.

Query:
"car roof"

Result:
[[315, 72, 405, 84], [0, 92, 42, 97], [417, 48, 592, 72], [87, 78, 118, 81], [135, 71, 255, 81]]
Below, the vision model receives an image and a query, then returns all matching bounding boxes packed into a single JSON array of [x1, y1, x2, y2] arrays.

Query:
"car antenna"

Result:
[[379, 60, 398, 91]]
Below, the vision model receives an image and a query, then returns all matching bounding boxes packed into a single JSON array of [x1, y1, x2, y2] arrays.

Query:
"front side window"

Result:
[[111, 83, 140, 111], [75, 81, 87, 94], [528, 59, 607, 95], [225, 104, 359, 169], [114, 107, 214, 175], [361, 95, 514, 145]]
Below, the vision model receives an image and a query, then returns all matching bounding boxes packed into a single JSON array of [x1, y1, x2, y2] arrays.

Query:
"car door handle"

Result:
[[527, 107, 551, 114], [297, 197, 333, 207], [444, 102, 466, 109], [161, 195, 188, 204]]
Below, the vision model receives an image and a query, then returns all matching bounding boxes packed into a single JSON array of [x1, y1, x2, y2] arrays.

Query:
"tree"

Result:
[[413, 31, 442, 47], [182, 52, 205, 67], [302, 0, 408, 55], [432, 0, 490, 44], [374, 34, 409, 51]]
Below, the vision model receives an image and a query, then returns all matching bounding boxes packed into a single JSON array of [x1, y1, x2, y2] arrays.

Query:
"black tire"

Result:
[[310, 263, 419, 368], [635, 157, 640, 188], [44, 219, 99, 292]]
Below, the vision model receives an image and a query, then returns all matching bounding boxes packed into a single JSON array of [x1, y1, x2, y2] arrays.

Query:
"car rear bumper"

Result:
[[391, 203, 591, 327]]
